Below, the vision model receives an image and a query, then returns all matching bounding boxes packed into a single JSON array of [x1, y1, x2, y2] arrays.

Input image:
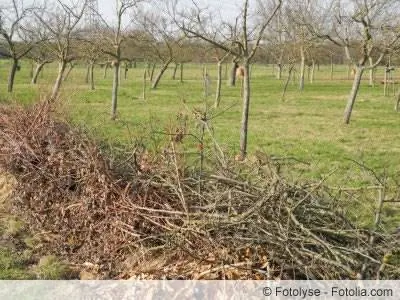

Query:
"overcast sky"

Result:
[[96, 0, 243, 22]]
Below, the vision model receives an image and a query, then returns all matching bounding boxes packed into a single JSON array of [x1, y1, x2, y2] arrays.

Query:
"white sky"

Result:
[[97, 0, 243, 22]]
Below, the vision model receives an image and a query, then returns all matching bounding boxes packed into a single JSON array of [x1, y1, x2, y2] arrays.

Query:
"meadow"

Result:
[[1, 59, 400, 279], [1, 59, 399, 188]]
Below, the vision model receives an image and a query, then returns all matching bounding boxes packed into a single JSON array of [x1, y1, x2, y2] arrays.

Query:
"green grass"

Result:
[[0, 248, 35, 279], [1, 60, 400, 187]]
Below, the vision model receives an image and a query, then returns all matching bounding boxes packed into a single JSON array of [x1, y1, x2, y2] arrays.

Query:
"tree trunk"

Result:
[[239, 61, 251, 159], [384, 67, 389, 96], [395, 91, 400, 112], [369, 57, 375, 87], [85, 64, 90, 84], [63, 62, 74, 81], [281, 65, 294, 101], [31, 62, 46, 84], [310, 59, 315, 83], [152, 59, 172, 89], [103, 63, 109, 79], [89, 62, 95, 90], [330, 56, 334, 80], [7, 58, 19, 93], [142, 68, 147, 100], [180, 63, 184, 83], [276, 64, 283, 80], [51, 60, 67, 100], [299, 48, 305, 91], [229, 61, 238, 86], [172, 63, 178, 79], [111, 62, 120, 120], [124, 63, 128, 80], [344, 67, 364, 124], [214, 61, 223, 108], [150, 63, 156, 82]]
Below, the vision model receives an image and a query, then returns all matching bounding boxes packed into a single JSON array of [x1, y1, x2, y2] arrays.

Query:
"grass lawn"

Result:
[[1, 59, 399, 187]]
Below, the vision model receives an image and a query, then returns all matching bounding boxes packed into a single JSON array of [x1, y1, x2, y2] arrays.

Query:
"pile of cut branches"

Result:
[[0, 102, 398, 279]]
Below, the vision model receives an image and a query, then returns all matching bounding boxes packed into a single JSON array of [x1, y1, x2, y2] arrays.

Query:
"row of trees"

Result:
[[2, 0, 400, 158]]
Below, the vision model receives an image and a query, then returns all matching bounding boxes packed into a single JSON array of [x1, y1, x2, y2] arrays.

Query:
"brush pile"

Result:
[[0, 102, 398, 279]]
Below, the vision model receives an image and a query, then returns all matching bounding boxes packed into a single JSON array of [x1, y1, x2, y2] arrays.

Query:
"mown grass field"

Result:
[[1, 59, 399, 187]]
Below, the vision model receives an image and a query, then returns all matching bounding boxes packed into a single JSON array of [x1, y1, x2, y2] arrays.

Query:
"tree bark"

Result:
[[51, 60, 67, 100], [172, 63, 178, 79], [229, 61, 238, 86], [85, 64, 90, 84], [124, 63, 128, 80], [299, 47, 305, 91], [31, 62, 46, 84], [395, 91, 400, 112], [384, 67, 388, 96], [310, 59, 315, 83], [152, 59, 172, 89], [89, 62, 95, 90], [239, 61, 251, 158], [150, 63, 156, 82], [142, 68, 147, 100], [344, 67, 364, 124], [180, 63, 184, 83], [214, 61, 223, 108], [276, 64, 283, 80], [63, 62, 74, 81], [281, 64, 294, 101], [111, 62, 120, 120], [7, 58, 19, 93], [368, 57, 375, 87], [103, 62, 109, 79]]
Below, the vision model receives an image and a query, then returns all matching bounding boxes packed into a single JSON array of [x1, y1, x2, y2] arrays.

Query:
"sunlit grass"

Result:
[[1, 60, 399, 187]]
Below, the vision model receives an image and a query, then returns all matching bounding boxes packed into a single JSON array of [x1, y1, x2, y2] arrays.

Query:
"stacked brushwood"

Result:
[[0, 102, 398, 279]]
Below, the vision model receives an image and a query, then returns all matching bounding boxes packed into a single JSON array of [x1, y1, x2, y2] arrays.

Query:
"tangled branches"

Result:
[[0, 102, 398, 279]]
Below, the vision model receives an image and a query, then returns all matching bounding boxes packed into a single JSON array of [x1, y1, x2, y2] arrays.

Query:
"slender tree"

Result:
[[301, 0, 400, 124], [172, 0, 282, 159], [90, 0, 144, 120], [0, 0, 41, 92], [34, 0, 88, 100]]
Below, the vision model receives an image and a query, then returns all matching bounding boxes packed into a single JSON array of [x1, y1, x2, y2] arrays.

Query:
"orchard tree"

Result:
[[35, 0, 88, 100], [0, 0, 40, 92], [171, 0, 282, 159], [28, 40, 55, 84], [90, 0, 144, 120], [136, 12, 181, 89], [302, 0, 400, 124]]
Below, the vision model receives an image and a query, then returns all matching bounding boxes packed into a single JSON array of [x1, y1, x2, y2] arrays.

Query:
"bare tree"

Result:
[[0, 0, 40, 92], [135, 11, 183, 90], [28, 40, 55, 84], [89, 0, 143, 120], [34, 0, 88, 100], [172, 0, 282, 159], [285, 1, 320, 91], [213, 48, 230, 108], [303, 0, 400, 124], [79, 40, 101, 90]]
